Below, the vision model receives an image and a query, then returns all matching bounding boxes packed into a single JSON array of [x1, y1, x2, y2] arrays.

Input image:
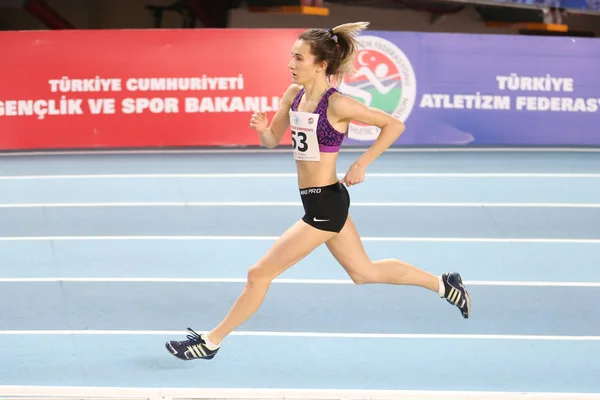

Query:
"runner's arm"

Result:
[[331, 93, 405, 166], [259, 84, 302, 148]]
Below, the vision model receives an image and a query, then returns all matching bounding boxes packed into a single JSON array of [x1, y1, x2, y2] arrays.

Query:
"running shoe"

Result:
[[441, 272, 471, 319], [165, 328, 219, 360]]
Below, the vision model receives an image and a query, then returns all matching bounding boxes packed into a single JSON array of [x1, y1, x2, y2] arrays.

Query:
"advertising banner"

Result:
[[0, 28, 599, 150], [342, 31, 600, 146], [482, 0, 600, 12], [0, 28, 302, 150]]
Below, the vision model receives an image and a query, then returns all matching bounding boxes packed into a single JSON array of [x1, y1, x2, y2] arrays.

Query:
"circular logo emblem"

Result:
[[340, 35, 417, 141]]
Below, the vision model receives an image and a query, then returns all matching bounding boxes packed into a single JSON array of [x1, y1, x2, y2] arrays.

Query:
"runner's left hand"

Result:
[[340, 163, 366, 187]]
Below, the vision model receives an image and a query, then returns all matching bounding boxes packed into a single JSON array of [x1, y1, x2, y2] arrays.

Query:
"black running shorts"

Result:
[[299, 181, 350, 233]]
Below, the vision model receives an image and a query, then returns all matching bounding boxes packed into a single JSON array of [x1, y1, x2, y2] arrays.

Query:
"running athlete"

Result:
[[166, 21, 471, 361]]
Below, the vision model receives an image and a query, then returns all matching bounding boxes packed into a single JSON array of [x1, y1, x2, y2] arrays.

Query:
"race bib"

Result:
[[289, 110, 320, 161]]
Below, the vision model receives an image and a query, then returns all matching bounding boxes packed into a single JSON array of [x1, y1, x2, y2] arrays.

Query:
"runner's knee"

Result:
[[347, 263, 377, 285], [246, 263, 276, 287], [348, 270, 369, 285]]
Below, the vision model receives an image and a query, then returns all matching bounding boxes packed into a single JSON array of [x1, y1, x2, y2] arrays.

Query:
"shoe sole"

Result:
[[453, 273, 471, 319], [462, 286, 471, 319]]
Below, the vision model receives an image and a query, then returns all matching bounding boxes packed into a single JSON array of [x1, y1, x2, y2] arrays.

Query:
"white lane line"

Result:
[[0, 236, 598, 243], [1, 172, 600, 179], [0, 330, 599, 341], [0, 277, 599, 287], [0, 385, 599, 400], [1, 201, 599, 208]]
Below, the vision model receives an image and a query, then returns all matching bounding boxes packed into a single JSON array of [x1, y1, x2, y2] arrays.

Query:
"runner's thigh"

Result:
[[249, 219, 336, 282]]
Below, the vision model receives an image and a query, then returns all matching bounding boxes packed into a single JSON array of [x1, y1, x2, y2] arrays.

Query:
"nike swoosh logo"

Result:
[[313, 218, 329, 222]]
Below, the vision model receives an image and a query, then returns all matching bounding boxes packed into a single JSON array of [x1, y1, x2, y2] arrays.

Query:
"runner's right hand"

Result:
[[250, 111, 268, 133]]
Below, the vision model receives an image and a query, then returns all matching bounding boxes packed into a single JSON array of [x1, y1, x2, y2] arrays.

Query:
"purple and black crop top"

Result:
[[290, 87, 347, 153]]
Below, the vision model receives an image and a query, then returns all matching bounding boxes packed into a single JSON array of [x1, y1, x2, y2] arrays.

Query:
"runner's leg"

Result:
[[325, 215, 471, 318], [208, 219, 337, 344], [325, 216, 439, 289]]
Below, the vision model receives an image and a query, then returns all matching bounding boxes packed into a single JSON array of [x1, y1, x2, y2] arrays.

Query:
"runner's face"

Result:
[[289, 39, 323, 85]]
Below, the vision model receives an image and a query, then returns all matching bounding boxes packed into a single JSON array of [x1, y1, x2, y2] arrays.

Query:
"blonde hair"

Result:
[[298, 21, 370, 87]]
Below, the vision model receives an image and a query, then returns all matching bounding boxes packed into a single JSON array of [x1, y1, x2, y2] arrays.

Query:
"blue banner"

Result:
[[340, 32, 600, 146]]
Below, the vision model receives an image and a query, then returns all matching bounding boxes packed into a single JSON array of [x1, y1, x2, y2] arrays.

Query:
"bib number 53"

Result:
[[292, 130, 308, 152]]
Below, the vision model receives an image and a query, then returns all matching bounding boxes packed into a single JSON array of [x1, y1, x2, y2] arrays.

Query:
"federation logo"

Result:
[[340, 35, 417, 141]]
